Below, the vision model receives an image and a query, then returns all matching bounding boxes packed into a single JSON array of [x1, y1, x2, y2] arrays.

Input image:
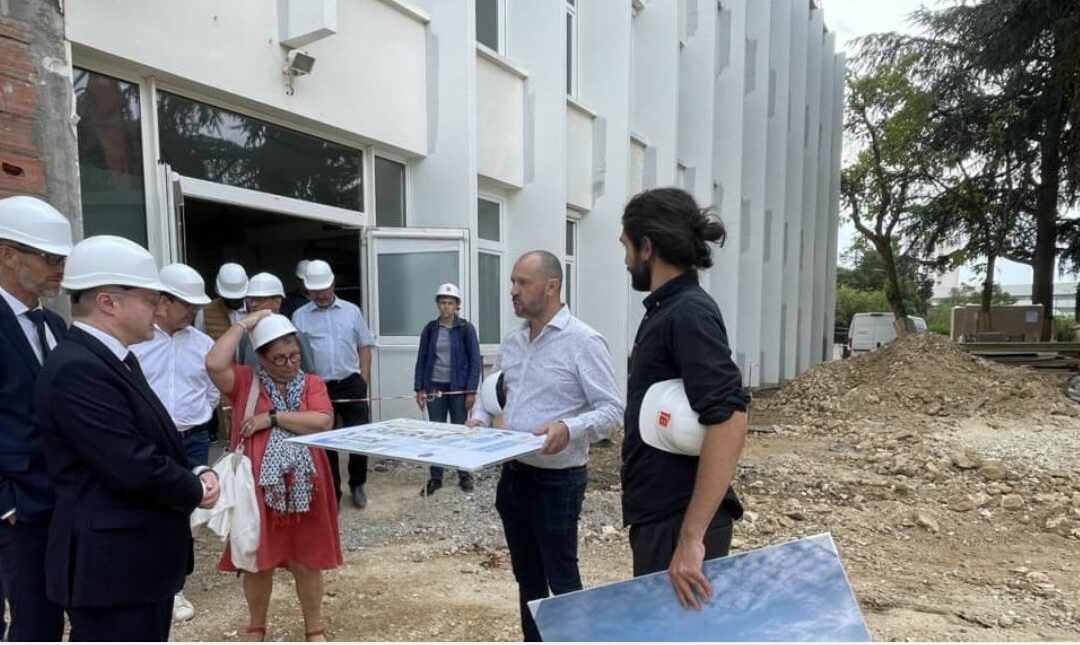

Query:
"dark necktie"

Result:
[[24, 309, 50, 364], [123, 351, 146, 380]]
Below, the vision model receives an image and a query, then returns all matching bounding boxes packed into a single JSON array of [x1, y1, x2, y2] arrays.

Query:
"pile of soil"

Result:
[[760, 333, 1080, 423]]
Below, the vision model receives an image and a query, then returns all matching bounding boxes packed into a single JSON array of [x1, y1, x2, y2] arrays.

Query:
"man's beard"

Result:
[[628, 260, 652, 292]]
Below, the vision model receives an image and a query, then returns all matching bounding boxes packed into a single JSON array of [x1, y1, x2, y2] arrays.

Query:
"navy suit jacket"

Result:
[[0, 295, 66, 523], [35, 326, 204, 609]]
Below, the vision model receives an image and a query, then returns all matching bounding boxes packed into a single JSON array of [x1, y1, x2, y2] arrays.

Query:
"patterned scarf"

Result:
[[255, 366, 317, 514]]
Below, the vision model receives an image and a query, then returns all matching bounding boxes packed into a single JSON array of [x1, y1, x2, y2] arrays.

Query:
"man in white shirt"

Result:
[[0, 196, 73, 642], [467, 251, 624, 642], [292, 259, 376, 509], [131, 263, 218, 623]]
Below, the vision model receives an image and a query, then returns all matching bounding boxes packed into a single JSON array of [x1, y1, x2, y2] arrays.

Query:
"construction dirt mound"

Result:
[[760, 333, 1080, 424]]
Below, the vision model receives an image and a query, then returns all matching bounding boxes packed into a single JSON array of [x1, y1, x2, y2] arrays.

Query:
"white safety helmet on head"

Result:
[[479, 370, 507, 416], [435, 283, 462, 303], [215, 262, 249, 299], [247, 272, 286, 298], [61, 235, 167, 292], [250, 313, 299, 350], [303, 259, 334, 291], [295, 259, 310, 280], [159, 263, 211, 305], [0, 195, 74, 256], [638, 379, 706, 456]]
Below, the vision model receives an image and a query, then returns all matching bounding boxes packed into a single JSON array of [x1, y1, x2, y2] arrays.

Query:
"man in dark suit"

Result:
[[35, 235, 220, 642], [0, 195, 74, 641]]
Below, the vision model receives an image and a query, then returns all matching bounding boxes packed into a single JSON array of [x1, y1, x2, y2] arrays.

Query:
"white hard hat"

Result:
[[303, 259, 334, 291], [295, 259, 310, 280], [435, 283, 462, 302], [638, 379, 706, 456], [0, 195, 74, 256], [215, 262, 249, 299], [159, 263, 211, 305], [61, 235, 167, 292], [479, 370, 506, 416], [247, 272, 285, 298], [250, 313, 298, 350]]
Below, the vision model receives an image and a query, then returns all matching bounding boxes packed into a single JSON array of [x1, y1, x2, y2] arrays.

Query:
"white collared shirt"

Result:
[[470, 306, 624, 469], [0, 284, 57, 365], [131, 325, 220, 431], [291, 297, 376, 381], [72, 320, 128, 361]]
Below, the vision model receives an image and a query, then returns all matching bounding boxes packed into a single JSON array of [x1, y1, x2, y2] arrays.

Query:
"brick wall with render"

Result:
[[1, 1, 82, 318]]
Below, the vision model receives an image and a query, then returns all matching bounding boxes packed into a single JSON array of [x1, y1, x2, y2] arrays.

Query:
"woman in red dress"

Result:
[[206, 309, 342, 641]]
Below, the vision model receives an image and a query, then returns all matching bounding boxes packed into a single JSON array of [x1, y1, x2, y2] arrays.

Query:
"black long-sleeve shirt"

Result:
[[621, 272, 748, 526]]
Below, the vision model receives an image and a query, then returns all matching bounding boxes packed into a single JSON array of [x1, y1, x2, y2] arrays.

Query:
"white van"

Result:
[[844, 312, 926, 358]]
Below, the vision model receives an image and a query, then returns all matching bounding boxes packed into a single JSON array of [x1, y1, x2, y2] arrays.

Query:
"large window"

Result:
[[374, 156, 406, 227], [156, 92, 363, 211], [73, 68, 148, 246], [477, 196, 504, 344], [377, 250, 459, 336], [476, 0, 501, 51]]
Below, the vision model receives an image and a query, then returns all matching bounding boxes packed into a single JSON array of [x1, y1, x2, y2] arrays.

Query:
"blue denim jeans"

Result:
[[495, 461, 588, 642], [426, 382, 471, 482]]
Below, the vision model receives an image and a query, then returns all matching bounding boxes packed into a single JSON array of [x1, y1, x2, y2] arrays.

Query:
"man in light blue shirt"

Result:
[[291, 259, 376, 509], [468, 250, 623, 642]]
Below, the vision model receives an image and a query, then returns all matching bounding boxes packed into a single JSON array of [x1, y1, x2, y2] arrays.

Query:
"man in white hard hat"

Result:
[[195, 262, 249, 341], [466, 250, 623, 642], [281, 259, 311, 319], [34, 236, 220, 641], [130, 263, 220, 623], [618, 188, 748, 610], [238, 272, 317, 373], [0, 195, 72, 641], [291, 259, 376, 509]]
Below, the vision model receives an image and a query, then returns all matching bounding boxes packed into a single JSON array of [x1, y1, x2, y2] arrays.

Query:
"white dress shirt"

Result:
[[0, 284, 57, 364], [131, 325, 220, 431], [291, 297, 376, 381], [470, 306, 624, 469]]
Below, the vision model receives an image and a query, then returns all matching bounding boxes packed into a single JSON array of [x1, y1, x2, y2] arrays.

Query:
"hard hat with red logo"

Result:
[[435, 282, 462, 303], [638, 378, 706, 456]]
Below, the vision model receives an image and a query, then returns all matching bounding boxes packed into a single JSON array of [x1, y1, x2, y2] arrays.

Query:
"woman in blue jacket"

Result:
[[413, 283, 482, 495]]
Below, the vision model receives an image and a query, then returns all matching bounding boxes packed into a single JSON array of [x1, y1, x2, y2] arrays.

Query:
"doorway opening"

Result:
[[181, 197, 363, 306]]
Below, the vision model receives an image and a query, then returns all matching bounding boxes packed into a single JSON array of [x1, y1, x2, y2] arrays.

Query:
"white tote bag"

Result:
[[191, 377, 261, 572]]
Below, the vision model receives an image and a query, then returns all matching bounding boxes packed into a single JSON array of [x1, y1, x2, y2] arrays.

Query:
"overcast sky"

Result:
[[821, 0, 1065, 286]]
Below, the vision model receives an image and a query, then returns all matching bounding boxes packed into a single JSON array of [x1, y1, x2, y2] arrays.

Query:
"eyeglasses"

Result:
[[4, 243, 66, 267], [269, 352, 302, 367]]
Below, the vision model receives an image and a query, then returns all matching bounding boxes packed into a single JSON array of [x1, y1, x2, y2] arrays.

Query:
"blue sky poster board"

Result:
[[529, 533, 871, 642]]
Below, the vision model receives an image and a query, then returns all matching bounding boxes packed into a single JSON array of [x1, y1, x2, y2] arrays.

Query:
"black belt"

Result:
[[178, 424, 210, 439], [504, 460, 586, 474]]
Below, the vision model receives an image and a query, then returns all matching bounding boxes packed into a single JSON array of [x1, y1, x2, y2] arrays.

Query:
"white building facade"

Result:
[[58, 0, 842, 414]]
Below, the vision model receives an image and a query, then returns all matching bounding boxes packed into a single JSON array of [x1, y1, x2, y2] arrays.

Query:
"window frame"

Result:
[[564, 215, 579, 312], [372, 151, 410, 228], [475, 0, 507, 54], [477, 192, 508, 348], [565, 0, 579, 98]]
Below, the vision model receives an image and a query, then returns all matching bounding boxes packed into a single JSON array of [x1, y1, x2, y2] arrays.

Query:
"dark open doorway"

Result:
[[181, 197, 363, 306]]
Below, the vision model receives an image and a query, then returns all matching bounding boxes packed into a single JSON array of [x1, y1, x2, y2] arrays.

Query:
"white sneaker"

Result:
[[173, 591, 195, 622]]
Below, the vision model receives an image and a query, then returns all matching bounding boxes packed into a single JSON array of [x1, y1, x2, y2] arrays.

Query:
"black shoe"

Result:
[[351, 485, 367, 509], [421, 479, 443, 497], [458, 476, 474, 493]]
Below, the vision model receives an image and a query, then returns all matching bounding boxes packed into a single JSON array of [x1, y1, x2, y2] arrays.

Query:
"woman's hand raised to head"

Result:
[[240, 309, 273, 332]]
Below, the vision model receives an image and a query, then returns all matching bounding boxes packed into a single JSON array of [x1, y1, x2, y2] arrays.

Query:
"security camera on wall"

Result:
[[282, 49, 316, 95]]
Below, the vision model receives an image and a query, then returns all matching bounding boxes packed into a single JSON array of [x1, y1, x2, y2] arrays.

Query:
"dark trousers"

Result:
[[68, 596, 173, 641], [628, 507, 735, 577], [180, 420, 213, 467], [0, 518, 63, 641], [425, 383, 471, 482], [325, 374, 370, 501], [495, 461, 587, 642]]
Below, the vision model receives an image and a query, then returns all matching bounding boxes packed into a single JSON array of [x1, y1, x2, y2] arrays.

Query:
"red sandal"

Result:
[[245, 626, 267, 642], [305, 627, 327, 641]]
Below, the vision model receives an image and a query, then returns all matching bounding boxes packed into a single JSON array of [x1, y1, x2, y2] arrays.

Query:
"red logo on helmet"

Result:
[[658, 410, 672, 428]]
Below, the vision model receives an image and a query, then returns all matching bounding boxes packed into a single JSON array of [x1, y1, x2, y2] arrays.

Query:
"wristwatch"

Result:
[[269, 409, 278, 427]]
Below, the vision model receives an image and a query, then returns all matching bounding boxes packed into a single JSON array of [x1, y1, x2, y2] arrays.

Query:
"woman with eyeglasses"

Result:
[[206, 309, 341, 642]]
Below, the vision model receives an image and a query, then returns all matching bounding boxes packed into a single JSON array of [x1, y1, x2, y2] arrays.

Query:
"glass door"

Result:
[[363, 228, 469, 421]]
